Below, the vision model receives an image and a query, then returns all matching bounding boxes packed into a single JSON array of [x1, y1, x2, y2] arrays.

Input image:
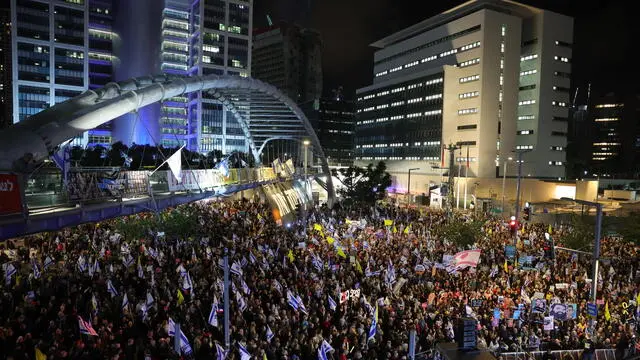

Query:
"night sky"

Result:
[[253, 0, 636, 101]]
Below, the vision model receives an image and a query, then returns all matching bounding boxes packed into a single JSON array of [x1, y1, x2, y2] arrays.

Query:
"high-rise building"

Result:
[[87, 0, 118, 147], [303, 90, 356, 167], [0, 3, 11, 130], [159, 0, 191, 148], [185, 0, 253, 154], [10, 0, 118, 146], [589, 93, 640, 178], [355, 0, 573, 179], [252, 22, 322, 104]]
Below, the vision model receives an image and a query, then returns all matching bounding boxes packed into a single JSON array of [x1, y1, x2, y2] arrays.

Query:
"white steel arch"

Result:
[[0, 74, 335, 205]]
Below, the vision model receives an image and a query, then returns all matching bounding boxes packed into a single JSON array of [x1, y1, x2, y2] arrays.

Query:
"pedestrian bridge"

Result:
[[0, 75, 335, 240]]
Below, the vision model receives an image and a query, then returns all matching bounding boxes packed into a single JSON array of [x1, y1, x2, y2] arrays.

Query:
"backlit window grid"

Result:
[[518, 115, 535, 120], [520, 54, 538, 62], [516, 145, 533, 150], [459, 75, 480, 83], [457, 58, 480, 68], [520, 69, 537, 76], [518, 99, 536, 106], [458, 108, 478, 115], [594, 118, 619, 122], [376, 41, 480, 77], [459, 91, 479, 99]]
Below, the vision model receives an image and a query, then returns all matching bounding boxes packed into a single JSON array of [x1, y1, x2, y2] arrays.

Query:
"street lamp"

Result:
[[514, 149, 531, 222], [560, 197, 603, 305], [303, 140, 311, 208], [502, 157, 513, 212], [407, 168, 420, 203]]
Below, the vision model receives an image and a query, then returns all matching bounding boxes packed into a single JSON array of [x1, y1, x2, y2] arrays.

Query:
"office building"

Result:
[[252, 22, 322, 104], [159, 0, 190, 148], [10, 0, 118, 147], [303, 90, 356, 167], [186, 0, 253, 154], [590, 93, 640, 178], [355, 0, 573, 179], [0, 4, 11, 130]]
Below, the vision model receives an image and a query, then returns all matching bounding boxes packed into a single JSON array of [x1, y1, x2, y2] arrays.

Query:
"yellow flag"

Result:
[[604, 301, 611, 321], [263, 354, 268, 360], [403, 224, 411, 234], [515, 258, 519, 269], [355, 259, 363, 274], [636, 292, 640, 305], [287, 249, 295, 263], [35, 348, 46, 360], [336, 247, 347, 258], [393, 225, 397, 234], [548, 224, 552, 234], [504, 260, 508, 273], [345, 218, 353, 224], [313, 223, 323, 231], [384, 219, 393, 226], [326, 237, 335, 245], [177, 289, 185, 305]]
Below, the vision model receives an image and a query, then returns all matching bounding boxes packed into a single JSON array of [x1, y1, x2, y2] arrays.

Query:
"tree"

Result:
[[331, 161, 392, 207], [437, 219, 483, 248], [559, 213, 595, 251]]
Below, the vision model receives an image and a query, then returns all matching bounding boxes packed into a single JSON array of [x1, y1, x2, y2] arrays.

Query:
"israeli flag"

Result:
[[32, 261, 41, 279], [218, 159, 230, 177], [287, 290, 300, 311], [146, 292, 155, 308], [328, 295, 337, 311], [266, 325, 274, 342], [296, 294, 308, 314], [240, 278, 251, 295], [93, 261, 101, 276], [137, 263, 144, 279], [77, 256, 87, 273], [167, 317, 176, 337], [43, 256, 54, 270], [230, 261, 243, 276], [385, 260, 396, 285], [273, 280, 283, 294], [215, 343, 228, 360], [179, 329, 193, 355], [107, 280, 118, 298], [238, 343, 251, 360], [368, 304, 379, 341], [318, 340, 334, 360], [312, 254, 323, 272], [122, 293, 129, 311], [208, 298, 219, 327], [235, 291, 247, 312], [249, 252, 257, 264], [123, 254, 134, 268], [4, 263, 16, 285]]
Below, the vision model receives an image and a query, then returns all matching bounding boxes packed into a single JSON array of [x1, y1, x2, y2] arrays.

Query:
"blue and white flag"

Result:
[[318, 340, 334, 360], [215, 343, 228, 360], [93, 259, 100, 274], [77, 256, 87, 273], [32, 261, 41, 279], [218, 159, 230, 177], [312, 254, 323, 272], [266, 325, 274, 342], [287, 290, 300, 311], [385, 260, 396, 285], [273, 280, 283, 294], [4, 263, 16, 285], [231, 261, 243, 276], [43, 256, 54, 270], [249, 252, 257, 264], [137, 263, 144, 279], [107, 279, 118, 298], [146, 292, 155, 308], [167, 317, 176, 337], [147, 247, 158, 259], [179, 329, 193, 355], [122, 293, 129, 312], [328, 295, 337, 311], [206, 247, 213, 260], [368, 304, 379, 341], [240, 278, 251, 295], [235, 290, 247, 312], [296, 294, 308, 314], [123, 254, 134, 268], [238, 343, 251, 360], [209, 298, 219, 327]]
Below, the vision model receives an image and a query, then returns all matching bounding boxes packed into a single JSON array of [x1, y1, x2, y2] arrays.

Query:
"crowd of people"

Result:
[[1, 198, 639, 360]]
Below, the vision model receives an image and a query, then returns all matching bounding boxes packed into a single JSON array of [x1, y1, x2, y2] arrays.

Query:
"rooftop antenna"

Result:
[[572, 87, 579, 109], [266, 14, 273, 26]]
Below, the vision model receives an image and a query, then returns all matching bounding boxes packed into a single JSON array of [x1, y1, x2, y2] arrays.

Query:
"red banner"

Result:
[[0, 174, 23, 216]]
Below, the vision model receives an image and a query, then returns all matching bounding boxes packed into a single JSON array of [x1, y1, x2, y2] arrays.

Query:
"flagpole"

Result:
[[148, 144, 185, 177], [223, 248, 230, 349]]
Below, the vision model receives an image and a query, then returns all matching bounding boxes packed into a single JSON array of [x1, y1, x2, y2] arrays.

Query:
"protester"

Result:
[[0, 199, 639, 360]]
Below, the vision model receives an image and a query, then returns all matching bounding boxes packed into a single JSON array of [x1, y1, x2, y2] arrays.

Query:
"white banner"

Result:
[[167, 169, 224, 192]]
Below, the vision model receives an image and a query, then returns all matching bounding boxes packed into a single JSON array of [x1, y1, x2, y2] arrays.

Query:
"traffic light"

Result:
[[509, 216, 518, 235], [523, 207, 530, 221]]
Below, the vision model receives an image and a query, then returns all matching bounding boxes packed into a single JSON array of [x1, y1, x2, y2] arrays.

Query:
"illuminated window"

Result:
[[520, 69, 537, 76]]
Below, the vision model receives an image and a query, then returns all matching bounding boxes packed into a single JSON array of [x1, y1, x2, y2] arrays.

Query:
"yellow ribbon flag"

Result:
[[403, 224, 411, 234], [384, 219, 393, 226], [604, 301, 611, 321], [548, 224, 552, 234], [355, 259, 363, 274], [177, 289, 185, 305], [504, 260, 508, 273], [313, 223, 323, 231], [392, 225, 398, 234], [287, 249, 295, 263], [336, 247, 347, 258], [35, 348, 46, 360], [326, 237, 335, 245], [345, 218, 353, 224]]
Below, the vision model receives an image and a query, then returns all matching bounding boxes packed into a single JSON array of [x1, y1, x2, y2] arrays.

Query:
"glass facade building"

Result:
[[11, 0, 118, 147]]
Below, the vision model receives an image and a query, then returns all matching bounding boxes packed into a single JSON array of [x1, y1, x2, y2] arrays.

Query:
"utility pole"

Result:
[[514, 149, 531, 221], [446, 143, 460, 211], [223, 248, 230, 348]]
